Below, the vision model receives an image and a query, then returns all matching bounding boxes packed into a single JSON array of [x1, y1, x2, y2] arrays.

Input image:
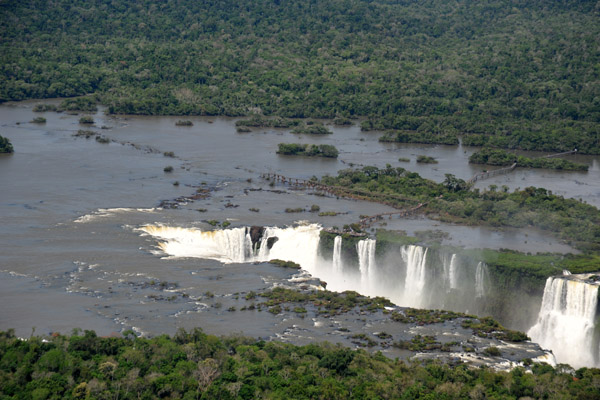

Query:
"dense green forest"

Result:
[[1, 0, 599, 152], [1, 329, 599, 400], [319, 166, 600, 251]]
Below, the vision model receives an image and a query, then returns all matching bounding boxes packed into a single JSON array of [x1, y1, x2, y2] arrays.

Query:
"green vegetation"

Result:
[[175, 120, 193, 126], [59, 97, 98, 112], [483, 346, 502, 357], [1, 329, 597, 399], [277, 143, 338, 158], [33, 104, 57, 112], [320, 166, 600, 251], [0, 135, 14, 153], [78, 116, 94, 124], [95, 136, 110, 144], [350, 333, 378, 348], [284, 207, 304, 213], [379, 130, 458, 146], [259, 287, 392, 316], [31, 117, 46, 123], [163, 165, 174, 173], [318, 211, 339, 217], [73, 129, 96, 139], [461, 317, 529, 342], [393, 335, 443, 352], [390, 309, 464, 325], [416, 155, 438, 164], [470, 148, 588, 171], [291, 123, 332, 135], [268, 259, 301, 270], [236, 115, 300, 129], [332, 117, 352, 126], [73, 129, 110, 144], [3, 1, 598, 152]]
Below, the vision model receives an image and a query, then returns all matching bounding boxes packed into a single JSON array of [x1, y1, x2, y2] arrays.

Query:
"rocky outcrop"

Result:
[[249, 226, 265, 248], [267, 236, 279, 249]]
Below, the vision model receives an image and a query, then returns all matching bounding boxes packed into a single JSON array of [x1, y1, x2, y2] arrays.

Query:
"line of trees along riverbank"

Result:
[[1, 0, 599, 153]]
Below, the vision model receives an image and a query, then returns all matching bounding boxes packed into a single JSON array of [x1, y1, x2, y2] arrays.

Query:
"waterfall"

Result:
[[401, 245, 428, 308], [260, 225, 321, 270], [528, 276, 600, 368], [448, 254, 459, 290], [475, 262, 488, 298], [137, 224, 321, 267], [357, 239, 376, 283], [137, 225, 250, 263], [332, 236, 343, 273]]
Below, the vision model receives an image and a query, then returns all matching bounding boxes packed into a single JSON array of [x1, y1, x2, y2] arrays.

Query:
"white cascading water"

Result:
[[357, 239, 376, 282], [332, 236, 343, 273], [137, 224, 321, 268], [448, 254, 459, 290], [259, 225, 321, 269], [528, 276, 600, 368], [401, 245, 429, 308], [475, 262, 488, 298], [137, 225, 252, 263]]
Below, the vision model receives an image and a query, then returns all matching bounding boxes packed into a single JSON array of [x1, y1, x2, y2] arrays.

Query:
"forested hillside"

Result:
[[1, 0, 599, 152]]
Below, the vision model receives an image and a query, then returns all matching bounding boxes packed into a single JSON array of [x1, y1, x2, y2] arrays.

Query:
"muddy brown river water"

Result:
[[1, 100, 598, 365]]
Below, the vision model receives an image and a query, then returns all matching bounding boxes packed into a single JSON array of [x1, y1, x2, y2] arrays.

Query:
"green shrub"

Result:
[[33, 104, 57, 112], [416, 155, 437, 164], [285, 207, 304, 213], [0, 135, 14, 153], [277, 143, 338, 158]]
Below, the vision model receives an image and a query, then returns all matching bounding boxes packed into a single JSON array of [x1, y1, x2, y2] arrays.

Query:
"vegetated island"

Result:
[[3, 1, 598, 153], [469, 148, 588, 171], [416, 155, 437, 164], [277, 143, 338, 158], [291, 123, 332, 135], [0, 135, 14, 153]]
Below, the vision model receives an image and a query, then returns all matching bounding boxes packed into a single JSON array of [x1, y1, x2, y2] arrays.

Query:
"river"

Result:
[[1, 99, 598, 366]]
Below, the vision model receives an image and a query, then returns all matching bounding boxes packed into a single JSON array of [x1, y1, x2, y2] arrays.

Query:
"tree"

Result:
[[0, 135, 14, 153]]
